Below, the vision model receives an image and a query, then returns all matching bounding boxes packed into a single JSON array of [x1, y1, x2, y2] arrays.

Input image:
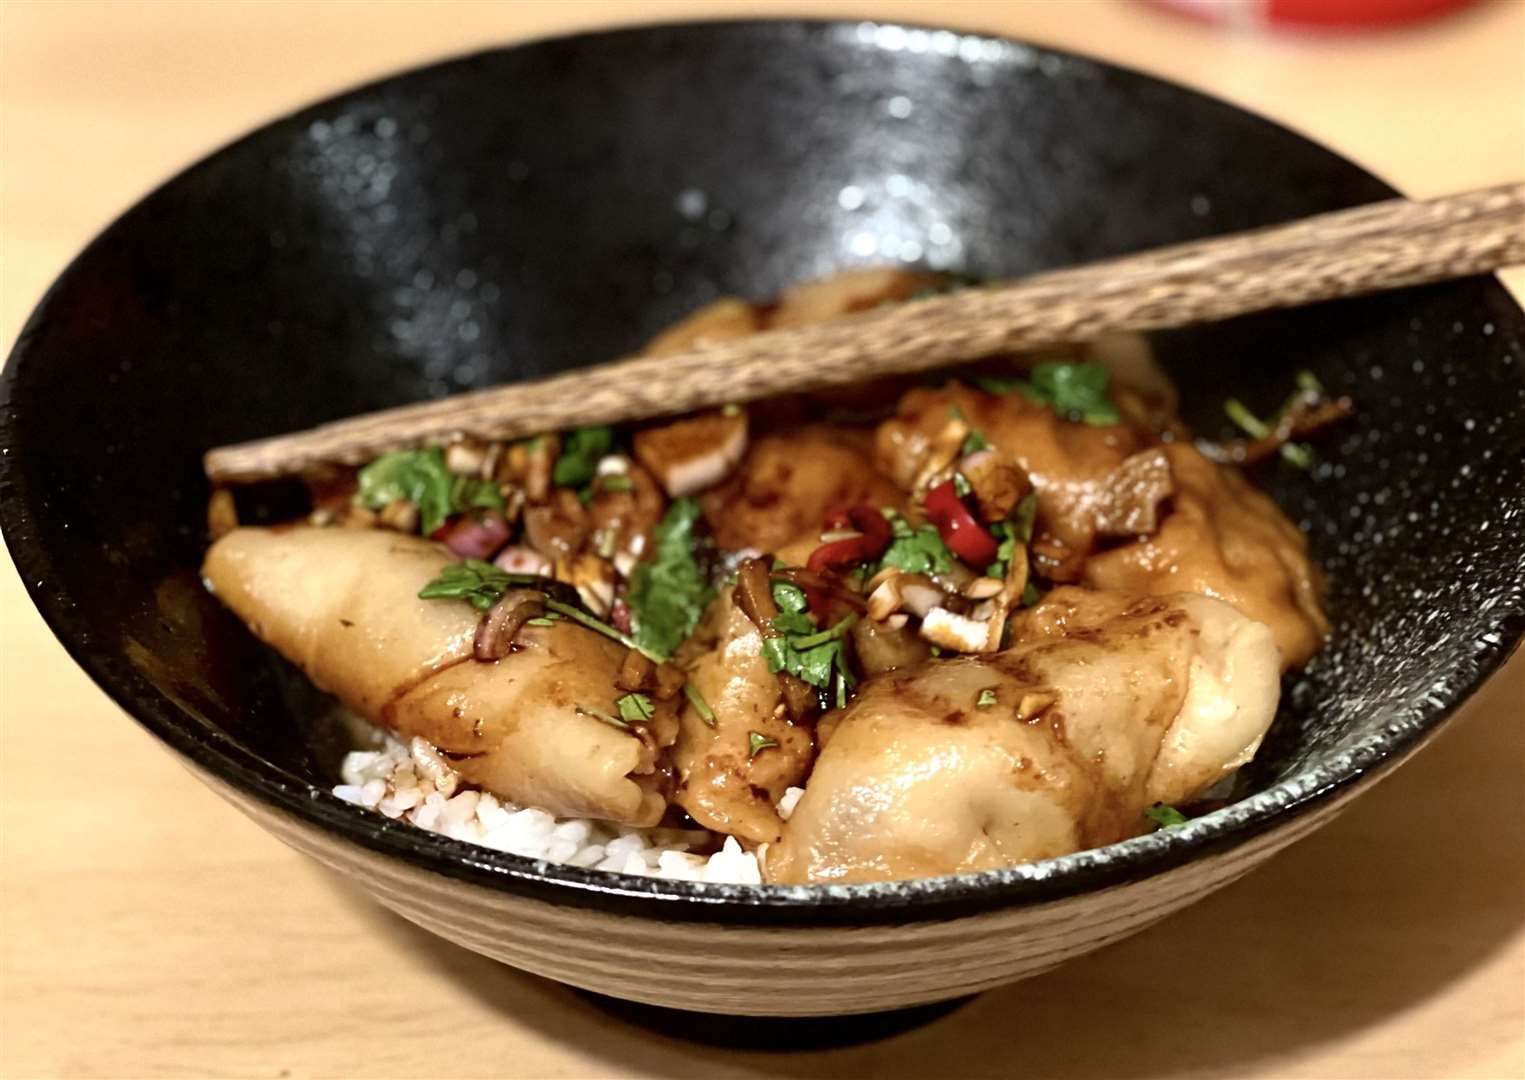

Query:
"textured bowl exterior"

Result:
[[203, 758, 1376, 1015], [2, 20, 1522, 1017]]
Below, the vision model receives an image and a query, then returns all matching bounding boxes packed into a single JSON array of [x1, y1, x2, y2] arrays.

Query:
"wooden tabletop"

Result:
[[2, 3, 1522, 1077]]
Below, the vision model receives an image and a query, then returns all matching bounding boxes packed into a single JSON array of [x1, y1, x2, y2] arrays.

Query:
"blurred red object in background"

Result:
[[1143, 0, 1482, 30]]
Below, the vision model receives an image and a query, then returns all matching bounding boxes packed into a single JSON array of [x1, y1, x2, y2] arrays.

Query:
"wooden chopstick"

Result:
[[204, 181, 1525, 484]]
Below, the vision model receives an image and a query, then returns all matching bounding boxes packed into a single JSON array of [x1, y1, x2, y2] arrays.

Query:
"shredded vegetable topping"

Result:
[[356, 447, 504, 535]]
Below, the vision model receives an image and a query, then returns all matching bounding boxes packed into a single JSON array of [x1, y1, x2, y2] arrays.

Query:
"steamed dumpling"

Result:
[[765, 588, 1279, 884], [203, 526, 677, 825], [1083, 443, 1328, 667], [670, 590, 813, 845]]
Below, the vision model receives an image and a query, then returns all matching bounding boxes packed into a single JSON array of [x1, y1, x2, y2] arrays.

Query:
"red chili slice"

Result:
[[924, 481, 1000, 568], [432, 512, 512, 559], [806, 505, 893, 573]]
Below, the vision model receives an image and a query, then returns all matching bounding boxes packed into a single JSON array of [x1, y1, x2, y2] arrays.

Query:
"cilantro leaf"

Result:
[[976, 688, 998, 708], [761, 635, 793, 674], [552, 426, 616, 488], [876, 509, 954, 576], [770, 580, 808, 614], [615, 692, 655, 724], [976, 362, 1120, 426], [417, 558, 514, 612], [1026, 362, 1120, 425], [960, 429, 990, 456], [771, 609, 815, 636], [417, 560, 565, 612], [356, 447, 504, 535], [627, 498, 715, 661], [762, 613, 857, 691], [1144, 803, 1189, 829]]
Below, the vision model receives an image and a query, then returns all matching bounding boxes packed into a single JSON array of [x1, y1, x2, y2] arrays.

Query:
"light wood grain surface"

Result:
[[2, 2, 1522, 1078]]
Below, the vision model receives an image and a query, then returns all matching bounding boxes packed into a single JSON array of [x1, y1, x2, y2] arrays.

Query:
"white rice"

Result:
[[333, 736, 765, 884]]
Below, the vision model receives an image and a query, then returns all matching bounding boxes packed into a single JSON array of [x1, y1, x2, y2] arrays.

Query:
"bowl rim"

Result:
[[3, 17, 1523, 927]]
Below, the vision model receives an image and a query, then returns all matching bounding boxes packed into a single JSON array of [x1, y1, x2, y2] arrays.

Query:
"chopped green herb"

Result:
[[1010, 491, 1039, 543], [960, 429, 990, 456], [552, 426, 616, 488], [834, 669, 849, 709], [789, 614, 858, 651], [762, 612, 857, 691], [1224, 396, 1316, 469], [356, 447, 504, 535], [978, 363, 1121, 426], [876, 509, 954, 576], [543, 598, 661, 661], [953, 471, 972, 497], [627, 498, 715, 661], [976, 688, 998, 708], [1280, 442, 1315, 469], [615, 692, 655, 724], [576, 704, 630, 731], [1295, 369, 1325, 396], [985, 492, 1039, 578], [683, 682, 717, 727], [747, 731, 779, 759], [1024, 362, 1120, 425], [973, 375, 1025, 394], [1144, 803, 1189, 829], [524, 616, 557, 627], [771, 607, 816, 636], [1224, 398, 1271, 440], [770, 580, 808, 614], [598, 473, 634, 494], [1021, 581, 1043, 607], [417, 559, 513, 611]]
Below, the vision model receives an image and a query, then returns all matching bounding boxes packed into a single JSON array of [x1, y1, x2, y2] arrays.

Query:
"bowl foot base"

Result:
[[574, 990, 975, 1048]]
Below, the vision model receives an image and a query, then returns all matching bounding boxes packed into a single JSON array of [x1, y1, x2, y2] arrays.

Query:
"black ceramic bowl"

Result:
[[3, 20, 1522, 1016]]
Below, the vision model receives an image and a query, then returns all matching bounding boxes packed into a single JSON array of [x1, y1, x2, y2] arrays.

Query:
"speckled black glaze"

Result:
[[2, 21, 1522, 927]]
